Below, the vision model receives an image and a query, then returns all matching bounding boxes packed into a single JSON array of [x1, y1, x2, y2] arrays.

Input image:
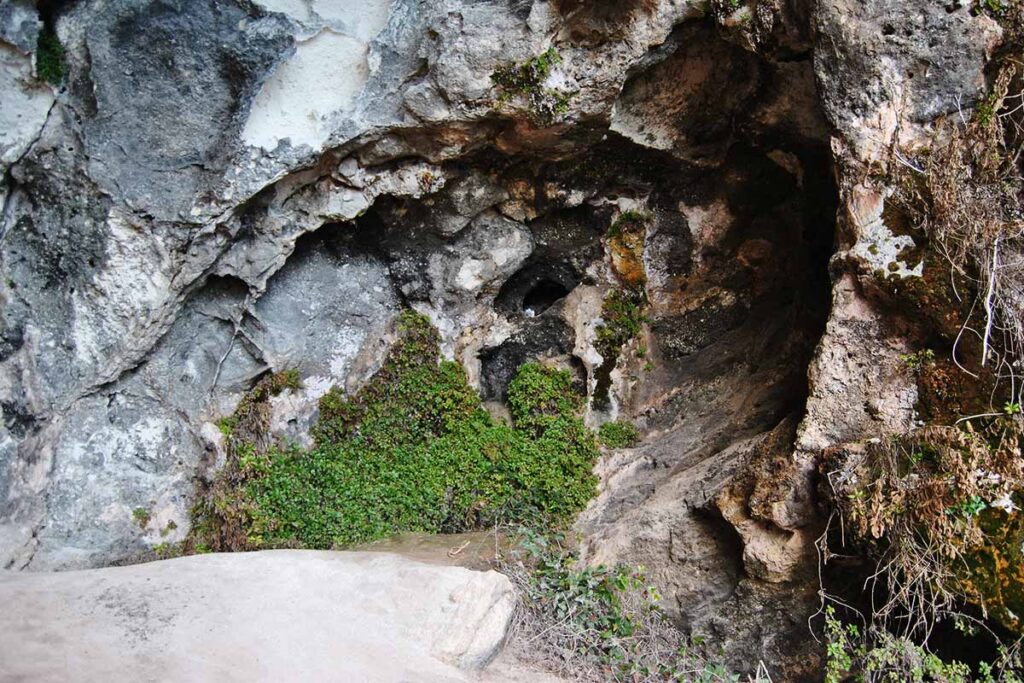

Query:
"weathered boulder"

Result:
[[0, 550, 516, 682]]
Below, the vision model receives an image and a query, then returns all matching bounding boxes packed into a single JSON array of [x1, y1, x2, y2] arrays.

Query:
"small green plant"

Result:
[[503, 529, 758, 682], [1005, 401, 1021, 416], [599, 420, 641, 449], [900, 349, 936, 371], [593, 286, 649, 409], [823, 606, 1023, 682], [824, 607, 857, 683], [132, 507, 150, 529], [597, 287, 648, 355], [946, 495, 987, 518], [35, 24, 65, 86], [491, 48, 573, 125], [979, 0, 1005, 15], [152, 541, 187, 560], [216, 418, 233, 438]]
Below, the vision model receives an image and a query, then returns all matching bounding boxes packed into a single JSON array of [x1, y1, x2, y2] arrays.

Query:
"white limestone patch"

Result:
[[70, 211, 173, 375], [455, 260, 487, 292], [243, 30, 367, 151], [26, 400, 200, 569], [242, 1, 393, 152], [0, 44, 53, 170], [847, 184, 923, 278], [255, 0, 391, 40], [609, 101, 676, 152], [254, 0, 315, 25], [440, 214, 533, 298], [312, 0, 392, 40], [328, 325, 367, 379]]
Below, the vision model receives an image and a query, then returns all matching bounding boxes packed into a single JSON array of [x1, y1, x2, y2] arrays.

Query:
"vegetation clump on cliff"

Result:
[[193, 310, 598, 551], [607, 210, 650, 289], [826, 420, 1024, 632], [503, 530, 768, 683], [491, 47, 573, 125], [598, 420, 640, 449], [885, 53, 1024, 411], [35, 23, 65, 86], [822, 418, 1024, 681]]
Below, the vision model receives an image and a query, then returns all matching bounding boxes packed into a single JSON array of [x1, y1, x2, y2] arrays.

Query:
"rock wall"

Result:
[[0, 0, 1003, 677]]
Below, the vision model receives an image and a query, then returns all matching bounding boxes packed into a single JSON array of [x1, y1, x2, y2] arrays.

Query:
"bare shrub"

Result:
[[823, 419, 1024, 639], [889, 57, 1024, 407]]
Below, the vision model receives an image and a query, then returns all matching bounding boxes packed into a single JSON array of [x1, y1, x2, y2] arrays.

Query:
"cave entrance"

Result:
[[522, 279, 570, 317]]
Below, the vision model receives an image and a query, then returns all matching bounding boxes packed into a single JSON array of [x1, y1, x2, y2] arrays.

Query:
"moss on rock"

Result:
[[35, 23, 65, 86], [607, 210, 650, 289], [964, 496, 1024, 633], [491, 48, 573, 125]]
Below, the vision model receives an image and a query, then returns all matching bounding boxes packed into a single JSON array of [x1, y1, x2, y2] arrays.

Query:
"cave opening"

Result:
[[522, 279, 570, 317]]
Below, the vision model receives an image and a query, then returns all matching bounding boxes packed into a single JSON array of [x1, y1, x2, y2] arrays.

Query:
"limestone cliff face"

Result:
[[0, 0, 1003, 676]]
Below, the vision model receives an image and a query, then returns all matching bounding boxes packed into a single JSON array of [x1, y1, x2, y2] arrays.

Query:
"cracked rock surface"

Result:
[[0, 0, 1003, 678]]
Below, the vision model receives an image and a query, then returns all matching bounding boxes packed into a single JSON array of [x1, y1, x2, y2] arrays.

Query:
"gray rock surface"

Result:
[[0, 0, 708, 570], [0, 550, 516, 682], [0, 0, 1008, 677], [814, 0, 1000, 160]]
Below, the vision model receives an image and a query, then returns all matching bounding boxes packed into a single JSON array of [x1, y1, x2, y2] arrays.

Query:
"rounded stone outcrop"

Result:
[[0, 550, 516, 682]]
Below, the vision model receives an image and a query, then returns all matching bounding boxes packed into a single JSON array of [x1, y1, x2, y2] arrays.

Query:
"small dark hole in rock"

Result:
[[522, 279, 569, 317]]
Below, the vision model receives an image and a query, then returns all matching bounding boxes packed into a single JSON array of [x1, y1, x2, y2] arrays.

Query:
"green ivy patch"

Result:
[[598, 420, 640, 449], [196, 311, 598, 550]]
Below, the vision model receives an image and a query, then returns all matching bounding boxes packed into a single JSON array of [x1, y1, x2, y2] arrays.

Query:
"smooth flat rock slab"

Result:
[[0, 550, 516, 682]]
